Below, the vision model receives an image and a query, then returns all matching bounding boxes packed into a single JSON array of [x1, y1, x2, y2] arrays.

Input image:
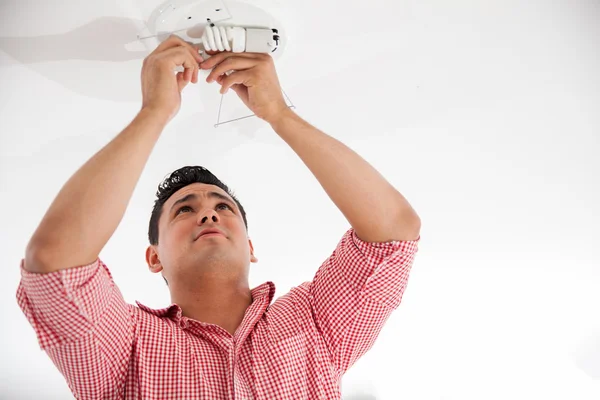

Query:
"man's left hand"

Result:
[[200, 52, 289, 124]]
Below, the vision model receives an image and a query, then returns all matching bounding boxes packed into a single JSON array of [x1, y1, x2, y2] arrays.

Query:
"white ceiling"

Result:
[[1, 0, 600, 398]]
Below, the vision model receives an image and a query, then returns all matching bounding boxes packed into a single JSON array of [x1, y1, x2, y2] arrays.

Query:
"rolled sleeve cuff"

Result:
[[16, 258, 115, 349]]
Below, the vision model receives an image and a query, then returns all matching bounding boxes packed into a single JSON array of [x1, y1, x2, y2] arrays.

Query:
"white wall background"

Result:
[[1, 0, 599, 399]]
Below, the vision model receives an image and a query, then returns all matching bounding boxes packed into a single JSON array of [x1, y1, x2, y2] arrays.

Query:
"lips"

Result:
[[196, 229, 224, 240], [200, 232, 223, 237]]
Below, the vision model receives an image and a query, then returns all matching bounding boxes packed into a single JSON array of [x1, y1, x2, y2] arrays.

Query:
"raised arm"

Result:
[[25, 35, 202, 273], [15, 35, 208, 398], [200, 51, 421, 241]]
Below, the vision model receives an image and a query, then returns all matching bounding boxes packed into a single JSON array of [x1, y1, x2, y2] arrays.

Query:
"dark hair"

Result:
[[148, 166, 248, 285]]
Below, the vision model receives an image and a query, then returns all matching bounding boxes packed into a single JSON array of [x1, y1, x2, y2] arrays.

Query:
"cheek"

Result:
[[162, 226, 188, 249], [171, 228, 191, 246]]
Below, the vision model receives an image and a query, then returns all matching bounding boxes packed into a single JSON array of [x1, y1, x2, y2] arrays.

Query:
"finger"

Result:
[[206, 57, 257, 82], [168, 55, 198, 87], [184, 64, 197, 84], [157, 35, 202, 63], [153, 34, 203, 64], [164, 47, 199, 80], [200, 51, 259, 70], [220, 70, 251, 94], [177, 71, 187, 91]]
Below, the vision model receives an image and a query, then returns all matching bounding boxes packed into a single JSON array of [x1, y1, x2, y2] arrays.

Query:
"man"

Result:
[[17, 35, 421, 399]]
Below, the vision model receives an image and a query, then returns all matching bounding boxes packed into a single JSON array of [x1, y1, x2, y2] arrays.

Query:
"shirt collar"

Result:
[[135, 281, 276, 321]]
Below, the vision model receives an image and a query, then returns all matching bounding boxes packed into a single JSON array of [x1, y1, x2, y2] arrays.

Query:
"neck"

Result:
[[171, 280, 253, 336]]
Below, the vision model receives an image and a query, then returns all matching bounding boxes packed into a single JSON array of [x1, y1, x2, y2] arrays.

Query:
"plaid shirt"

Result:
[[17, 228, 420, 399]]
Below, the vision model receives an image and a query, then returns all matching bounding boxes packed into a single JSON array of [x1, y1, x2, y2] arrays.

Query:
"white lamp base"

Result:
[[138, 0, 287, 60]]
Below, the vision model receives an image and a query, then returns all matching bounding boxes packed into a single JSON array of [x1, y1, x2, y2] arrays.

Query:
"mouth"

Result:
[[195, 229, 225, 240], [199, 232, 224, 238]]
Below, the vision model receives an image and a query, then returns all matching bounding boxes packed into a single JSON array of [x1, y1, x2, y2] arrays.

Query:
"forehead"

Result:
[[165, 183, 233, 208]]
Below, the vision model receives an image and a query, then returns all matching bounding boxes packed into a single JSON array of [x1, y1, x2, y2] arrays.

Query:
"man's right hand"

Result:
[[140, 35, 203, 123]]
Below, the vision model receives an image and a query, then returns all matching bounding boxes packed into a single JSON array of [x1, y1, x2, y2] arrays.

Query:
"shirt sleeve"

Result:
[[16, 257, 135, 399], [308, 228, 420, 375]]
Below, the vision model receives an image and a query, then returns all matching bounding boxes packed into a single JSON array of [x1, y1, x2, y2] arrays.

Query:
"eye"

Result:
[[176, 203, 232, 215], [176, 205, 193, 215], [219, 203, 233, 211]]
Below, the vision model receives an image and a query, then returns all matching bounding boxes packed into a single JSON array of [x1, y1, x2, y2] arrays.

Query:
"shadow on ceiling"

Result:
[[1, 17, 167, 102], [0, 16, 291, 134]]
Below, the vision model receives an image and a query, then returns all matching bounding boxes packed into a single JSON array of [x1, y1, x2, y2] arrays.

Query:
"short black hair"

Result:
[[148, 166, 248, 285]]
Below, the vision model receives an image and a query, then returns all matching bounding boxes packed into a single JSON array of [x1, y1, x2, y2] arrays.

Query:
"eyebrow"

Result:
[[170, 192, 238, 216]]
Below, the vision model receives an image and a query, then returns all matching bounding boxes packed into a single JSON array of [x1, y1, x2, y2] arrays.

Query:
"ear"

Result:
[[146, 245, 163, 273], [249, 238, 258, 263]]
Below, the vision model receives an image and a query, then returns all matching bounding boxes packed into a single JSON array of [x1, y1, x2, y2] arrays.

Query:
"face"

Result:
[[145, 183, 258, 285]]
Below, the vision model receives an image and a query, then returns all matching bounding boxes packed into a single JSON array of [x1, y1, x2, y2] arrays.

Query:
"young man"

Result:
[[17, 35, 421, 399]]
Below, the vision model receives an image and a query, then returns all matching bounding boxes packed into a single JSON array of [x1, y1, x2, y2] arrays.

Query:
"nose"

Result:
[[199, 211, 218, 224]]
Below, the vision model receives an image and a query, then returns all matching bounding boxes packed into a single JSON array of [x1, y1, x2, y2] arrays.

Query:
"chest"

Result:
[[121, 321, 337, 399]]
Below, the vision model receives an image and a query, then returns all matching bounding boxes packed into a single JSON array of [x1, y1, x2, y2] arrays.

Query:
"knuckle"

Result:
[[175, 47, 188, 60], [221, 57, 234, 68], [143, 55, 154, 67]]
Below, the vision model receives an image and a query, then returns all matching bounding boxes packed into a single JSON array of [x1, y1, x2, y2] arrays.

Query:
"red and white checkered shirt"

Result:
[[17, 228, 420, 399]]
